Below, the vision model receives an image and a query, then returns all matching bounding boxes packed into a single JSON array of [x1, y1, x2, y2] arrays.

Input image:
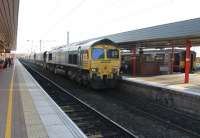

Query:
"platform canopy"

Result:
[[82, 18, 200, 48], [0, 0, 20, 52]]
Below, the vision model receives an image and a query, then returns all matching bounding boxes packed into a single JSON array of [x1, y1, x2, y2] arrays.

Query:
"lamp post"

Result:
[[40, 40, 42, 52], [27, 40, 58, 53], [67, 31, 69, 47], [26, 40, 34, 54]]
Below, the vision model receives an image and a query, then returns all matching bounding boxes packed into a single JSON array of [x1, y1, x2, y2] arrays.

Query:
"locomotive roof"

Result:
[[48, 39, 116, 53]]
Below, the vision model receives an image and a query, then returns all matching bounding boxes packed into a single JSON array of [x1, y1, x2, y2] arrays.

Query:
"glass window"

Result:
[[107, 49, 119, 58], [144, 54, 154, 62], [73, 54, 78, 64], [68, 54, 78, 64], [182, 52, 186, 61], [48, 53, 52, 60], [92, 48, 104, 59], [69, 54, 72, 64], [155, 54, 164, 62], [0, 59, 4, 64], [174, 53, 180, 65]]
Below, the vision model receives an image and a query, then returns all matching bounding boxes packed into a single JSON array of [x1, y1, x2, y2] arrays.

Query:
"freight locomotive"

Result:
[[27, 39, 121, 89]]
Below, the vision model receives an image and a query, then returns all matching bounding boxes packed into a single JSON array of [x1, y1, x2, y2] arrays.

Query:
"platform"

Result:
[[121, 73, 200, 117], [0, 59, 86, 138], [122, 72, 200, 95]]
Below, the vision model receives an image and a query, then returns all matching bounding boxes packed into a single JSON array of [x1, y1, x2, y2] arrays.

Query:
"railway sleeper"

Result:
[[65, 107, 89, 112], [75, 119, 102, 125], [66, 111, 92, 117], [58, 101, 79, 106], [86, 129, 122, 138], [60, 104, 85, 110], [67, 113, 95, 119], [75, 120, 102, 127], [79, 125, 117, 134], [61, 107, 86, 113], [81, 126, 118, 133], [68, 116, 96, 122]]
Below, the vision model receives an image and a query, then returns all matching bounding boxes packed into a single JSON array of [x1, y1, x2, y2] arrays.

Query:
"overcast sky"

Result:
[[16, 0, 200, 55]]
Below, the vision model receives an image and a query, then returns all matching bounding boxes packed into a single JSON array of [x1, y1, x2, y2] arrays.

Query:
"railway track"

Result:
[[22, 61, 138, 138], [104, 91, 200, 137]]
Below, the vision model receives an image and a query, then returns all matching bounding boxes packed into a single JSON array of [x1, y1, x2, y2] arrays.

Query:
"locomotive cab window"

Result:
[[107, 49, 119, 58], [48, 53, 52, 60], [69, 54, 78, 64], [92, 48, 104, 60]]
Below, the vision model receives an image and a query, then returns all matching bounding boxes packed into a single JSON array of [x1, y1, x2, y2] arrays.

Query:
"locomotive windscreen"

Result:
[[92, 48, 105, 59], [107, 49, 119, 59]]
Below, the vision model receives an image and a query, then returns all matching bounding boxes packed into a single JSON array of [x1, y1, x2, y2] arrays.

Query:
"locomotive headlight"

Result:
[[91, 68, 97, 72], [112, 68, 119, 73]]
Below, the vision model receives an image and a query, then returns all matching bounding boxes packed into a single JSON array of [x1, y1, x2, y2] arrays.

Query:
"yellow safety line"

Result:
[[5, 65, 15, 138]]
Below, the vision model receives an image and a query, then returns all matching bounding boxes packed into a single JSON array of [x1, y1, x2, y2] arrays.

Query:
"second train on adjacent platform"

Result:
[[28, 39, 121, 89], [121, 49, 196, 75]]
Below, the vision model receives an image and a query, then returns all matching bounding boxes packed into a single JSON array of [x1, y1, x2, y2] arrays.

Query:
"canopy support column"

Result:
[[131, 47, 136, 77], [185, 40, 191, 83], [170, 46, 174, 74]]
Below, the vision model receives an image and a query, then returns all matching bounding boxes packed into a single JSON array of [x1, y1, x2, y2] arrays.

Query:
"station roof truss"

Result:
[[0, 0, 20, 52], [81, 18, 200, 49]]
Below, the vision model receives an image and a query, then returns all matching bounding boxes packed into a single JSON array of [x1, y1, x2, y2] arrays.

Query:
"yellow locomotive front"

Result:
[[89, 41, 121, 88]]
